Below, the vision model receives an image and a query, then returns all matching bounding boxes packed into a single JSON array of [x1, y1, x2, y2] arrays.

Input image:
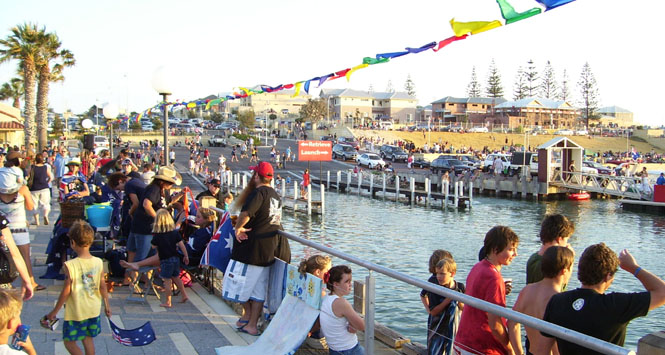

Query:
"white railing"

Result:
[[551, 170, 652, 200]]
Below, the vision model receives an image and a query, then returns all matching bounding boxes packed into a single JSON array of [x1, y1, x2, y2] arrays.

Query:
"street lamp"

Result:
[[103, 103, 119, 158], [152, 66, 173, 166]]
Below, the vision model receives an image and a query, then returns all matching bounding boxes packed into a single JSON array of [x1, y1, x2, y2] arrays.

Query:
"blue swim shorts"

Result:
[[63, 316, 101, 341]]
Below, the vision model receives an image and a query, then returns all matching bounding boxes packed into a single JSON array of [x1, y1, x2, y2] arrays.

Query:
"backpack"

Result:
[[0, 241, 18, 284]]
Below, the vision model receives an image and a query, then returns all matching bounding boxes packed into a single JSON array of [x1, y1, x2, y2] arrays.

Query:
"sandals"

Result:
[[238, 327, 261, 336], [34, 285, 47, 291], [235, 319, 249, 329]]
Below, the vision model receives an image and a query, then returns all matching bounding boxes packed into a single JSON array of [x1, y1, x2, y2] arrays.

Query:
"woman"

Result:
[[29, 154, 53, 226], [0, 151, 25, 185], [59, 159, 90, 202], [301, 169, 310, 198], [454, 226, 519, 355]]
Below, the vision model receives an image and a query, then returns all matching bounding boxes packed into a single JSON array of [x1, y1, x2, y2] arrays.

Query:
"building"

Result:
[[415, 105, 432, 123], [597, 106, 633, 127], [430, 96, 507, 123], [320, 88, 418, 125], [0, 102, 25, 146], [238, 89, 310, 119], [493, 98, 580, 129]]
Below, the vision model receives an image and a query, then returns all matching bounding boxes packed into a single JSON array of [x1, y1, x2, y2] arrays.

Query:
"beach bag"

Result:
[[0, 240, 18, 284], [222, 260, 248, 302], [179, 269, 192, 288]]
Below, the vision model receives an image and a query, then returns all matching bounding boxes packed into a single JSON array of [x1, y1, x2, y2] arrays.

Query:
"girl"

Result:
[[299, 255, 332, 350], [28, 154, 53, 226], [320, 265, 365, 355], [150, 209, 189, 308]]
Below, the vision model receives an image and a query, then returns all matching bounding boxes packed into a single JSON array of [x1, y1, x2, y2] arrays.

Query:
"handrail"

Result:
[[274, 229, 634, 355]]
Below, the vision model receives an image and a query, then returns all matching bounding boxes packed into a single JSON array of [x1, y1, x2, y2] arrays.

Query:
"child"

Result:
[[150, 209, 189, 307], [422, 258, 465, 355], [420, 249, 453, 312], [508, 246, 574, 355], [46, 220, 111, 355], [320, 265, 365, 355], [0, 290, 35, 355], [527, 214, 575, 284]]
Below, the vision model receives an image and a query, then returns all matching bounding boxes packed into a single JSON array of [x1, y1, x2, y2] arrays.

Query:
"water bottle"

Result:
[[10, 324, 30, 350]]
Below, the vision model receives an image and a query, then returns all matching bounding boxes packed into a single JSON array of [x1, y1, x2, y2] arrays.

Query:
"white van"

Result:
[[379, 121, 393, 130]]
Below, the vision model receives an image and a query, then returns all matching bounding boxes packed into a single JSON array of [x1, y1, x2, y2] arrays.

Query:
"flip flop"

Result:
[[238, 327, 261, 336], [235, 319, 249, 329], [34, 285, 47, 291]]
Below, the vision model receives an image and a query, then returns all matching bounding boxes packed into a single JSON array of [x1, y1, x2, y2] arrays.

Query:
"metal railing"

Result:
[[551, 170, 652, 200], [275, 230, 634, 355]]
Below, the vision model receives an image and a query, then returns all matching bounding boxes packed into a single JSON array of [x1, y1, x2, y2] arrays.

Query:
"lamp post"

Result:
[[103, 103, 119, 158], [152, 66, 172, 166]]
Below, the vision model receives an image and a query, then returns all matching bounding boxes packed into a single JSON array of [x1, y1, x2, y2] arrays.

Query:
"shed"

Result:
[[536, 137, 584, 184]]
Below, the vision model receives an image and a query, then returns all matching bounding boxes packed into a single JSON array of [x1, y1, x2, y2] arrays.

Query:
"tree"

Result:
[[35, 30, 75, 150], [237, 110, 255, 129], [0, 77, 23, 109], [129, 120, 141, 132], [577, 62, 600, 129], [151, 116, 162, 130], [299, 98, 327, 123], [512, 67, 528, 100], [558, 69, 571, 101], [524, 59, 539, 97], [540, 61, 558, 99], [386, 80, 394, 93], [0, 23, 42, 147], [404, 74, 416, 97], [485, 59, 504, 98], [51, 113, 64, 136], [466, 66, 482, 97]]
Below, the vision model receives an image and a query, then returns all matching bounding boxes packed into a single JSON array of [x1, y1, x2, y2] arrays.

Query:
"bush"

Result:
[[232, 133, 261, 146]]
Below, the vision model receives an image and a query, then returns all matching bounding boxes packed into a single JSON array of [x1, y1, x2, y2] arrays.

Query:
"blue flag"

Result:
[[108, 319, 156, 347], [201, 211, 234, 273]]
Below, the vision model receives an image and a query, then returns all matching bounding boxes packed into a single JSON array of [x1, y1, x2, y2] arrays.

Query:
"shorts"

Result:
[[222, 260, 269, 303], [330, 343, 365, 355], [159, 256, 181, 279], [127, 232, 154, 261], [12, 231, 30, 246], [63, 316, 101, 341]]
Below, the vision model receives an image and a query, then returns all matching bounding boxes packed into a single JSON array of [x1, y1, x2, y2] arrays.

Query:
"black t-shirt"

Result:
[[231, 185, 282, 266], [123, 177, 146, 214], [542, 288, 650, 354], [150, 231, 182, 260], [131, 184, 170, 235]]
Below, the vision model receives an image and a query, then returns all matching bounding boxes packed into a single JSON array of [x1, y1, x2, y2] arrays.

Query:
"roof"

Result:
[[320, 88, 416, 100], [0, 121, 24, 130], [431, 96, 507, 105], [597, 106, 632, 114], [537, 137, 584, 150], [495, 97, 577, 110]]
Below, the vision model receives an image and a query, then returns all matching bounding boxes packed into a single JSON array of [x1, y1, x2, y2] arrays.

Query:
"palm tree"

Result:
[[0, 77, 23, 110], [0, 23, 42, 147], [35, 32, 75, 150]]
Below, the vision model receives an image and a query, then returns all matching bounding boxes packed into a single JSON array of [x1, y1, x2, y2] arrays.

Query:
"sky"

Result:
[[1, 0, 663, 126]]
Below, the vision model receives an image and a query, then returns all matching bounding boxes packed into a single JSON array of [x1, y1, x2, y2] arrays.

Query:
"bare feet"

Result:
[[179, 297, 189, 303], [159, 303, 172, 308], [120, 260, 139, 271]]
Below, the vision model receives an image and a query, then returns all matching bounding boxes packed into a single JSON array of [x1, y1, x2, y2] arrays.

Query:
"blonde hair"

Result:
[[298, 255, 332, 275], [0, 290, 22, 327], [435, 258, 457, 274], [69, 220, 94, 247], [152, 209, 175, 233], [198, 207, 216, 228]]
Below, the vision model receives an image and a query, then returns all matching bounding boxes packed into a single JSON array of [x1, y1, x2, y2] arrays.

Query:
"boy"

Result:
[[46, 220, 111, 355], [508, 246, 574, 355], [527, 214, 575, 284], [422, 257, 465, 355], [0, 290, 35, 355]]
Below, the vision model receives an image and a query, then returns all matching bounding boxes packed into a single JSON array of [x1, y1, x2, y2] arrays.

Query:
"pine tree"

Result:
[[466, 66, 482, 97], [485, 59, 503, 98], [559, 69, 571, 101], [404, 74, 416, 97], [577, 62, 600, 129], [540, 61, 558, 99], [512, 67, 528, 101], [386, 80, 394, 93], [524, 59, 539, 97]]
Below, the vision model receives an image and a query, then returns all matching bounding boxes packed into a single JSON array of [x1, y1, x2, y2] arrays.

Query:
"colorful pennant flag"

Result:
[[496, 0, 541, 24], [450, 18, 502, 36]]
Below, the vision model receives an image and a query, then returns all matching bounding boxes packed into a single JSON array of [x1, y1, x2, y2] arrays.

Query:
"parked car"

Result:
[[332, 144, 358, 161], [554, 129, 574, 135], [337, 137, 359, 148], [356, 153, 385, 169], [483, 153, 511, 172], [430, 158, 470, 174], [413, 157, 430, 169], [583, 161, 613, 175], [379, 145, 408, 162], [208, 135, 227, 147], [468, 126, 489, 133], [575, 129, 589, 136]]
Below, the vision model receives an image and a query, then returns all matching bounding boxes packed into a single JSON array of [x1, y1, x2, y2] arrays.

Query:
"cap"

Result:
[[209, 178, 221, 187], [121, 158, 132, 166], [66, 158, 81, 166], [249, 161, 273, 178]]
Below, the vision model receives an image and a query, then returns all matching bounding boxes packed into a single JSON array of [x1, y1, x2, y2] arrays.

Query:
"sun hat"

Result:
[[6, 151, 24, 161], [153, 166, 181, 185], [66, 158, 81, 166], [0, 173, 19, 194], [249, 161, 274, 178]]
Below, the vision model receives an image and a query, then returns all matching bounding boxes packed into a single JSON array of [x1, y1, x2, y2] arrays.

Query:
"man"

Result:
[[169, 150, 176, 165], [224, 161, 284, 336], [141, 163, 155, 185], [542, 243, 665, 354], [657, 172, 665, 185], [195, 178, 224, 209]]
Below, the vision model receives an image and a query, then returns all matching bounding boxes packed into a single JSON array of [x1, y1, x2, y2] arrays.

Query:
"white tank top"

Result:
[[0, 193, 27, 237], [319, 294, 358, 351]]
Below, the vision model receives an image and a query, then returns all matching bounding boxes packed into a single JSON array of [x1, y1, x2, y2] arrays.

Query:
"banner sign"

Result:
[[298, 140, 332, 161]]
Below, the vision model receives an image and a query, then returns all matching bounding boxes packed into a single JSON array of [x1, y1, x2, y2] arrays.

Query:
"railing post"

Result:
[[293, 181, 298, 212], [320, 184, 325, 215], [395, 175, 400, 202], [444, 180, 449, 208], [307, 184, 312, 215], [347, 170, 352, 194], [425, 177, 431, 206], [454, 180, 459, 207], [243, 174, 247, 189], [469, 181, 473, 208], [358, 171, 362, 195], [382, 172, 386, 199], [410, 177, 415, 205], [369, 174, 374, 198], [281, 178, 286, 198], [365, 271, 375, 355], [337, 171, 341, 192]]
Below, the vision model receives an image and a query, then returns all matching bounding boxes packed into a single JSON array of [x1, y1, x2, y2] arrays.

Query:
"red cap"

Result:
[[249, 161, 274, 178]]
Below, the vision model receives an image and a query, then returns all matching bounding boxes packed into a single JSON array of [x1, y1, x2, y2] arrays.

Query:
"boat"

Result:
[[568, 192, 590, 200]]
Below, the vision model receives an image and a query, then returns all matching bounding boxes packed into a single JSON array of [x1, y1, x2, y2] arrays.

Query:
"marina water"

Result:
[[281, 192, 665, 350]]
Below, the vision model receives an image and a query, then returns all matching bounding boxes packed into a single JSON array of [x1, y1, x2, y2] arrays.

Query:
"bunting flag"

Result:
[[292, 81, 303, 97], [537, 0, 576, 10], [346, 63, 369, 81], [496, 0, 542, 24], [433, 35, 468, 52], [450, 18, 503, 36]]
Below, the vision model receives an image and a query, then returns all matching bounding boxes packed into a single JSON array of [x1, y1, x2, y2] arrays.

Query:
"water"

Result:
[[280, 191, 665, 350]]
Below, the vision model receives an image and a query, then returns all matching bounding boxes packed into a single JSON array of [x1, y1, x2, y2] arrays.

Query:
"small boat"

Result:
[[569, 192, 590, 200]]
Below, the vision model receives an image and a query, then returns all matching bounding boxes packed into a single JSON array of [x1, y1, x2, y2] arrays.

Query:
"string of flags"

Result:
[[112, 0, 575, 124]]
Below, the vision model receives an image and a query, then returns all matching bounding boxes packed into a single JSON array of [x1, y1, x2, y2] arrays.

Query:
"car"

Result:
[[430, 158, 470, 174], [508, 152, 539, 176], [141, 125, 154, 131], [412, 157, 430, 169], [320, 135, 334, 142], [208, 135, 227, 147], [575, 129, 589, 136], [468, 126, 489, 133], [583, 161, 613, 175], [332, 144, 358, 161], [379, 145, 408, 162], [483, 153, 511, 172], [356, 153, 385, 169], [554, 129, 574, 135], [337, 137, 359, 148], [93, 135, 109, 150]]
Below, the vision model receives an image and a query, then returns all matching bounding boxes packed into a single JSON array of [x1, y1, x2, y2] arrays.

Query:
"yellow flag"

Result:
[[292, 82, 303, 97], [239, 87, 253, 96], [346, 63, 369, 82], [187, 102, 196, 108], [450, 18, 502, 37]]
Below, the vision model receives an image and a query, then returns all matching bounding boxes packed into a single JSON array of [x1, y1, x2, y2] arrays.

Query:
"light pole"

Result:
[[152, 66, 173, 166], [103, 103, 119, 158]]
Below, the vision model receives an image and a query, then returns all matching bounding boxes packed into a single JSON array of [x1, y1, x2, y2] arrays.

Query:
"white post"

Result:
[[458, 181, 463, 197], [320, 184, 325, 215], [395, 175, 400, 202], [293, 181, 299, 212], [307, 184, 312, 215], [382, 172, 386, 198], [444, 181, 449, 208], [426, 177, 431, 206], [337, 171, 341, 192], [454, 181, 459, 207], [281, 178, 286, 198], [358, 172, 362, 195], [410, 177, 415, 205], [369, 174, 374, 197], [347, 171, 352, 194], [327, 171, 330, 190], [469, 181, 473, 207], [243, 174, 248, 189]]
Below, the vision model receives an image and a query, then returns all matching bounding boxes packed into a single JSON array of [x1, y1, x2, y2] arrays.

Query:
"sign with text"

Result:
[[298, 140, 332, 161]]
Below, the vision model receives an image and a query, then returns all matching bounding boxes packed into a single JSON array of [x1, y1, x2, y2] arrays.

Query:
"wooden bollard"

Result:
[[307, 184, 312, 215], [293, 181, 298, 212], [395, 175, 400, 202]]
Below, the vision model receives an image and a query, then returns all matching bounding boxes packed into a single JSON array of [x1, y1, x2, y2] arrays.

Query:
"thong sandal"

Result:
[[235, 319, 249, 329], [238, 327, 261, 336], [34, 285, 47, 291]]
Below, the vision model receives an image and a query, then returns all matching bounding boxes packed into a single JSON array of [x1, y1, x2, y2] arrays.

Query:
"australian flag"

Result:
[[201, 211, 234, 273], [108, 319, 156, 347]]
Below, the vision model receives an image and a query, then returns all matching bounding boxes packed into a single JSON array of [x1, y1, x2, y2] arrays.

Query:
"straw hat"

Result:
[[66, 158, 81, 166], [153, 166, 181, 185]]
